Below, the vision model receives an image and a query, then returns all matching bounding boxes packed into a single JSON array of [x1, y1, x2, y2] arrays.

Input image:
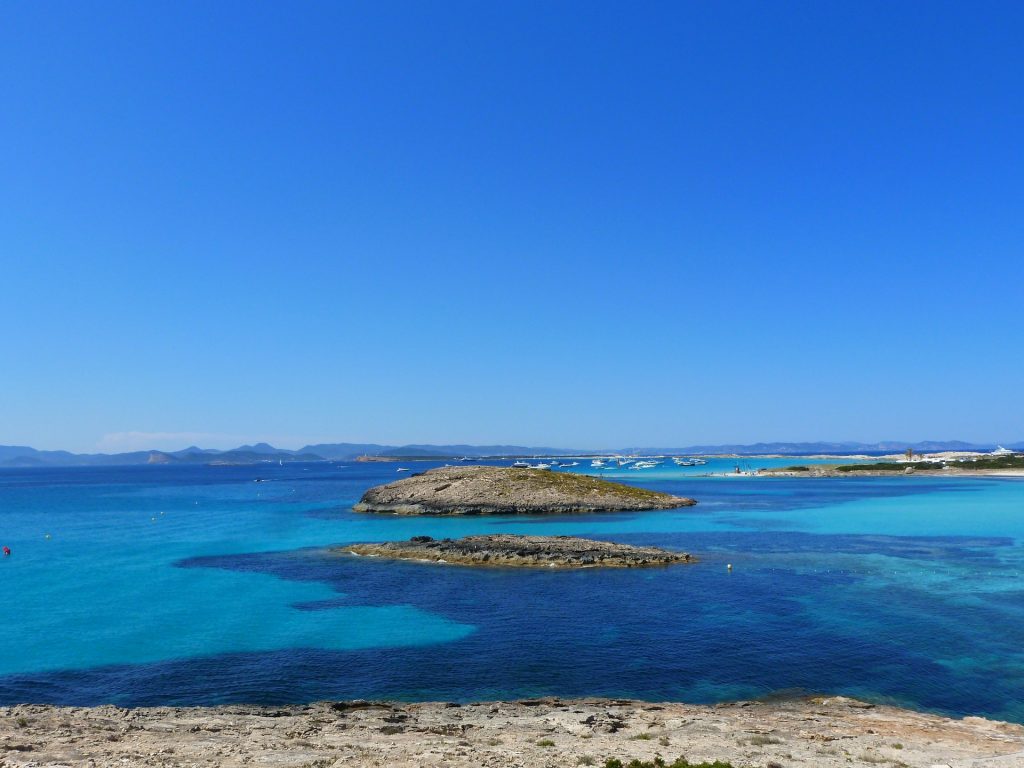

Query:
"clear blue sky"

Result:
[[2, 1, 1022, 452]]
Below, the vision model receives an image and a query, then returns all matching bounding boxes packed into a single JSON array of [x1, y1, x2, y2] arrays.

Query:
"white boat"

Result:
[[630, 460, 659, 469], [530, 463, 553, 470], [511, 461, 530, 468], [396, 467, 410, 472], [591, 459, 606, 468]]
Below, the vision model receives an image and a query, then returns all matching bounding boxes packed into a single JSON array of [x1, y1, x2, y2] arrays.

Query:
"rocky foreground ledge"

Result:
[[353, 466, 696, 515], [341, 534, 694, 568], [2, 697, 1022, 767]]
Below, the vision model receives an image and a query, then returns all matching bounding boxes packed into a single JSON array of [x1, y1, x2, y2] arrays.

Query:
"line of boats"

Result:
[[672, 457, 708, 466], [510, 460, 580, 470], [508, 457, 708, 471], [590, 456, 707, 469]]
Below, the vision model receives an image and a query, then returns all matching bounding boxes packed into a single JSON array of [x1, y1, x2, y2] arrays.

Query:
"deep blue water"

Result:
[[1, 460, 1022, 722]]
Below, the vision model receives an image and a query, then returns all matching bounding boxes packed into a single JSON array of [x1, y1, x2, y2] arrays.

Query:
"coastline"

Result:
[[755, 467, 1024, 479], [3, 696, 1021, 767], [4, 462, 1019, 765]]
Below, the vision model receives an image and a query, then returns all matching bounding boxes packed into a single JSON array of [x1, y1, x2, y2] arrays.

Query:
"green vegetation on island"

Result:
[[604, 758, 737, 768], [948, 454, 1024, 470], [836, 454, 1024, 473], [836, 461, 943, 472]]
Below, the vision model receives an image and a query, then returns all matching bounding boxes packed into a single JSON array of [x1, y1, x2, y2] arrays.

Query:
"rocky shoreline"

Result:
[[353, 466, 696, 515], [2, 696, 1021, 767], [758, 466, 1024, 478], [341, 534, 694, 568]]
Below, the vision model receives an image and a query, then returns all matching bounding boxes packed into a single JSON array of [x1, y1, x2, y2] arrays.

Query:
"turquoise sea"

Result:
[[1, 460, 1022, 722]]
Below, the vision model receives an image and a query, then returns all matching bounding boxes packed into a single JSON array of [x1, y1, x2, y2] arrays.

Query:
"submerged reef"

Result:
[[341, 534, 694, 568]]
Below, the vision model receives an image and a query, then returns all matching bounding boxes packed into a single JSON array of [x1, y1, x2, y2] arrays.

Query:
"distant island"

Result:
[[342, 534, 694, 568], [145, 448, 325, 466], [761, 452, 1024, 477], [353, 466, 696, 515], [0, 442, 329, 468], [3, 439, 1022, 468]]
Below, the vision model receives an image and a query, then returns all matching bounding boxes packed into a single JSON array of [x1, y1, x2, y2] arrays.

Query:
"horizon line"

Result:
[[3, 437, 1021, 457]]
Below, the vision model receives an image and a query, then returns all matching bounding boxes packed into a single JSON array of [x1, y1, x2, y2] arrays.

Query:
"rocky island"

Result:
[[352, 465, 696, 515], [341, 534, 694, 568], [759, 454, 1024, 478]]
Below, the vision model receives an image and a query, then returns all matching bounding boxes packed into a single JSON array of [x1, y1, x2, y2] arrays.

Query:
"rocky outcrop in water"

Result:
[[352, 466, 696, 515], [341, 534, 694, 568]]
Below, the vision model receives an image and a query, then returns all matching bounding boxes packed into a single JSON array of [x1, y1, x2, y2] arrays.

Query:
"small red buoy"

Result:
[[2, 546, 10, 556]]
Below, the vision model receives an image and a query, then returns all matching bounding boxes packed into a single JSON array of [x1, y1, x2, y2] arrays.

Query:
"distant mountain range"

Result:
[[0, 440, 1019, 468], [0, 442, 585, 467], [0, 443, 324, 468]]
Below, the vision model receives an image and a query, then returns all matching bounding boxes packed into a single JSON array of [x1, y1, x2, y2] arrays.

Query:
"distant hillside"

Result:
[[0, 447, 156, 467], [0, 445, 325, 468], [147, 450, 324, 465], [298, 443, 586, 459], [0, 441, 587, 466], [1, 439, 1019, 468], [231, 443, 297, 455], [298, 443, 392, 460], [376, 444, 583, 458]]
